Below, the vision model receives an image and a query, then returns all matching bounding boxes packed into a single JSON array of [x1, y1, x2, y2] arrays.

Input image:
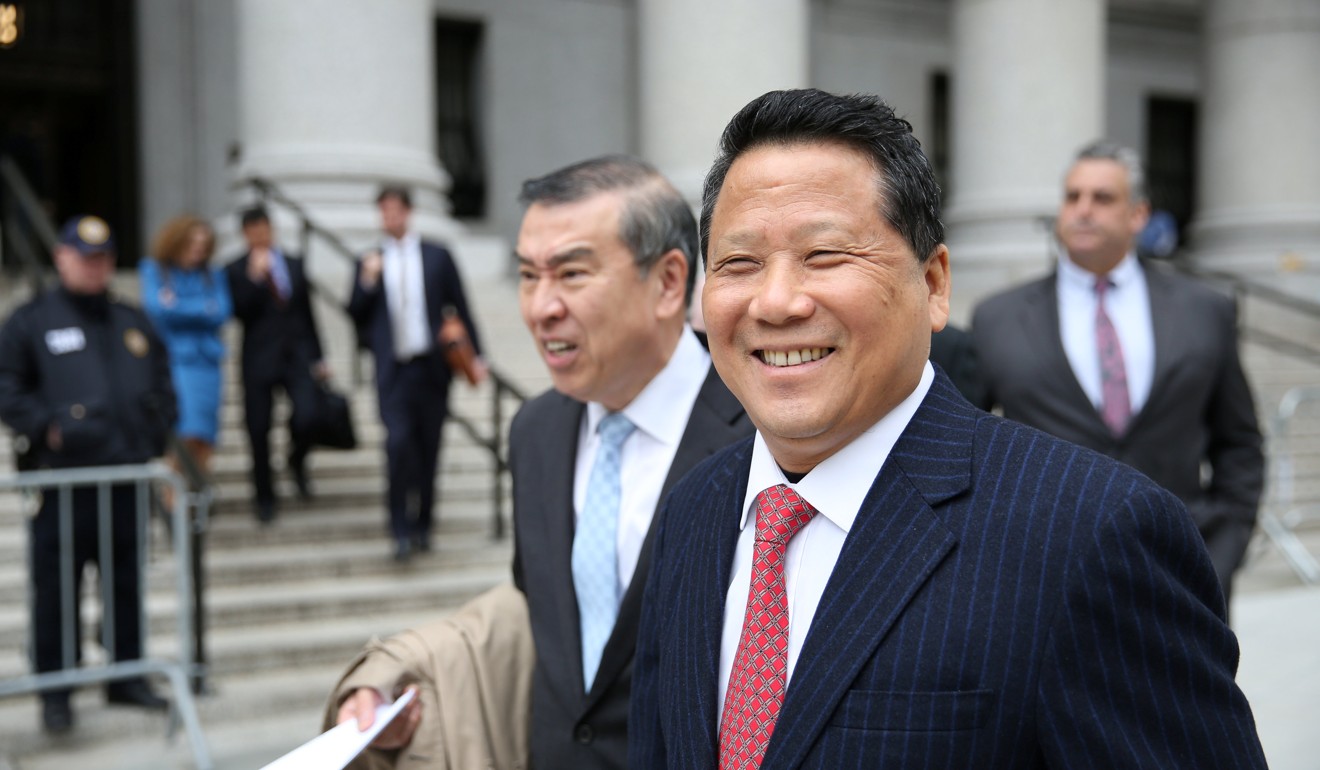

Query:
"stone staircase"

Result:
[[0, 274, 552, 769]]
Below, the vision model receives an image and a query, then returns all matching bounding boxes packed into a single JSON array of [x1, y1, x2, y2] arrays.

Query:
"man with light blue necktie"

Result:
[[226, 206, 328, 524], [334, 156, 754, 768]]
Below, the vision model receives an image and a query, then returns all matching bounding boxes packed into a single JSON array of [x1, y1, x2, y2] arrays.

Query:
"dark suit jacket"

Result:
[[345, 240, 482, 395], [929, 324, 986, 410], [630, 372, 1265, 768], [225, 251, 324, 376], [510, 366, 753, 770], [970, 262, 1264, 586]]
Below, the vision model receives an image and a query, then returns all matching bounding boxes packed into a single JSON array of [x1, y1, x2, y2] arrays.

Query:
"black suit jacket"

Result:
[[509, 366, 752, 769], [225, 251, 323, 376], [929, 324, 986, 409], [970, 261, 1264, 583], [630, 372, 1265, 768], [345, 240, 482, 395]]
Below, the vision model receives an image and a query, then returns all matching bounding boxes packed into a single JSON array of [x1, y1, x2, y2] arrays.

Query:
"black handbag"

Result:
[[296, 382, 358, 450]]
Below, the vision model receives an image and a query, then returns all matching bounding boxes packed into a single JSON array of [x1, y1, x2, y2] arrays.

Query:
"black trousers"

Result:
[[30, 483, 144, 696], [379, 356, 450, 542], [241, 359, 316, 504]]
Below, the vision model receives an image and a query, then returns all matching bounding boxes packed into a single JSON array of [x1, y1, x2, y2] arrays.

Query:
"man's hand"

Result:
[[46, 423, 62, 452], [246, 247, 272, 282], [311, 360, 331, 382], [471, 357, 490, 385], [359, 251, 383, 289], [336, 686, 422, 750]]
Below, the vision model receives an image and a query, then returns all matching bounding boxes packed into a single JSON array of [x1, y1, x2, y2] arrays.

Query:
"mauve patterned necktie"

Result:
[[1095, 277, 1131, 436], [719, 484, 818, 770]]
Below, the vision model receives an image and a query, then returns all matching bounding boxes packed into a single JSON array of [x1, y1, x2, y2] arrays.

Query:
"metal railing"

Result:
[[0, 463, 212, 769], [0, 154, 57, 295], [1260, 386, 1320, 584], [238, 175, 527, 537], [1176, 262, 1320, 363]]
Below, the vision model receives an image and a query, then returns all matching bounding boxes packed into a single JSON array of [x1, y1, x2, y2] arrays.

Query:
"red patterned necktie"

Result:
[[719, 484, 818, 770], [1095, 277, 1131, 436]]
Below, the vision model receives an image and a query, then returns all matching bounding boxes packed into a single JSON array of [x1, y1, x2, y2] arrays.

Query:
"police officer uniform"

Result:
[[0, 215, 176, 731]]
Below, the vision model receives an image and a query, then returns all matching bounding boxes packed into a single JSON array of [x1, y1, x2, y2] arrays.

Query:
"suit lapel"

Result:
[[1132, 261, 1178, 434], [419, 244, 443, 336], [1024, 272, 1112, 442], [587, 367, 748, 705], [541, 395, 591, 696], [677, 438, 752, 767], [761, 375, 969, 768]]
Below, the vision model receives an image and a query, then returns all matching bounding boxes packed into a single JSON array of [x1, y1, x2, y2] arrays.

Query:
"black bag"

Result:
[[296, 382, 358, 450]]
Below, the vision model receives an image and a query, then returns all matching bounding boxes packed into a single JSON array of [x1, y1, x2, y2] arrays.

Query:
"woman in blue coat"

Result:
[[140, 215, 232, 477]]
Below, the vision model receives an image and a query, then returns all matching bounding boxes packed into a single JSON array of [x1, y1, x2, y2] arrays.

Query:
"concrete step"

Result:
[[0, 554, 510, 650]]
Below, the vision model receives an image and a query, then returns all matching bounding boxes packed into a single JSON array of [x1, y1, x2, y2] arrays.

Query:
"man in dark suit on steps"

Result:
[[347, 185, 484, 562], [225, 206, 327, 524], [335, 156, 753, 768], [972, 141, 1264, 608], [630, 88, 1263, 769]]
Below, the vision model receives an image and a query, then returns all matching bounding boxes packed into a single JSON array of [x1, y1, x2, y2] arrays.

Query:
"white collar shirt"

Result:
[[716, 361, 935, 721], [382, 232, 431, 361], [1057, 251, 1155, 414], [574, 326, 711, 597]]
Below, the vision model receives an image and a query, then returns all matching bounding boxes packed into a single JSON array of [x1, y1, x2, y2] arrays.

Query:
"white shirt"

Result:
[[716, 362, 935, 720], [574, 326, 711, 596], [1057, 252, 1155, 415], [382, 232, 431, 361]]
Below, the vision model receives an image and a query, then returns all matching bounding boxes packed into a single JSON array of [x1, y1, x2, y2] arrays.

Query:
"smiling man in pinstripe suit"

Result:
[[629, 88, 1266, 769]]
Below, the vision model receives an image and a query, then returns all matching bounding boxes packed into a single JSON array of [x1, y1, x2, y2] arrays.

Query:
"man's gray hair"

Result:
[[519, 155, 699, 305], [1074, 140, 1148, 203]]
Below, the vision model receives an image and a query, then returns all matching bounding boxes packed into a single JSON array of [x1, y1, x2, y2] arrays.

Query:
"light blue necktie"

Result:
[[269, 249, 292, 301], [572, 412, 636, 691]]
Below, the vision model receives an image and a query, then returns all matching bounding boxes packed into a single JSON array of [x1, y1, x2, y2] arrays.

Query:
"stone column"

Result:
[[637, 0, 809, 204], [637, 0, 808, 328], [944, 0, 1105, 308], [235, 0, 461, 289], [1191, 0, 1320, 276]]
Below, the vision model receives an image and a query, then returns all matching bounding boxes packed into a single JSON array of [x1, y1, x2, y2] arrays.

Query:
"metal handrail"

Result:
[[235, 175, 527, 537], [1174, 261, 1320, 363], [0, 154, 57, 293]]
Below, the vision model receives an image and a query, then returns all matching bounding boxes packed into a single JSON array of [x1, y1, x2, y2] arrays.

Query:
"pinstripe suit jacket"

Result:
[[630, 371, 1266, 769]]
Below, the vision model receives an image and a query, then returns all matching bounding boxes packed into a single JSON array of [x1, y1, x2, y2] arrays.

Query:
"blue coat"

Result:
[[630, 371, 1266, 769], [139, 259, 232, 444]]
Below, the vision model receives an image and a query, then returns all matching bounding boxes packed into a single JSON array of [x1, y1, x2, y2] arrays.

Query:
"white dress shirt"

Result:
[[1057, 252, 1155, 415], [382, 232, 431, 361], [574, 326, 711, 597], [716, 362, 935, 720]]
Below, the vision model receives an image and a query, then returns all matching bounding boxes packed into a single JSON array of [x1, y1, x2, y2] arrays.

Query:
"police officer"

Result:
[[0, 215, 177, 733]]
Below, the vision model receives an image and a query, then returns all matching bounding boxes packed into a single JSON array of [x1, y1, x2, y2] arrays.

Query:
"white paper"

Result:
[[260, 688, 417, 770]]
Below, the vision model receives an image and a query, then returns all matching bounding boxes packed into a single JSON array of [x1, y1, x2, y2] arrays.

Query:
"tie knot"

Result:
[[1093, 276, 1113, 298], [597, 412, 636, 451], [753, 484, 818, 545]]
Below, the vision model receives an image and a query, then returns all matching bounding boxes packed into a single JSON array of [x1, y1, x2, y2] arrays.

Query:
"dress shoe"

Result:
[[410, 532, 431, 553], [392, 538, 412, 563], [290, 458, 313, 500], [256, 499, 277, 524], [106, 678, 169, 710], [41, 695, 73, 734]]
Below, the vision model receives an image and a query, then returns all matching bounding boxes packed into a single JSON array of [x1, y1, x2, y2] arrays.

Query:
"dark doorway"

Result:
[[434, 18, 486, 220], [0, 0, 140, 270], [1145, 96, 1198, 236]]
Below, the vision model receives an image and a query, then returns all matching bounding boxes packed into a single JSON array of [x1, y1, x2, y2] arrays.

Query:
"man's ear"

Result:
[[925, 244, 951, 333], [652, 248, 690, 320]]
